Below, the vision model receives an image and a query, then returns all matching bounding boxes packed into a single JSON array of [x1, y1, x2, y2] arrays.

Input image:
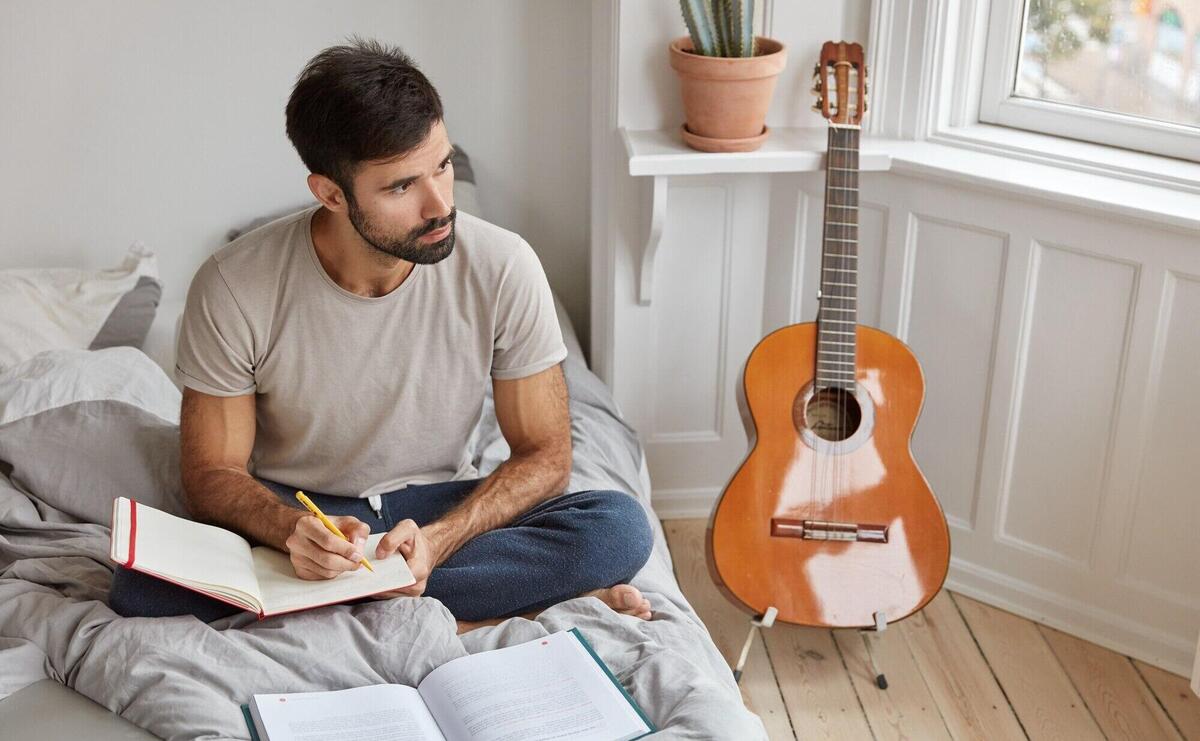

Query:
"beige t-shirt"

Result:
[[176, 206, 567, 498]]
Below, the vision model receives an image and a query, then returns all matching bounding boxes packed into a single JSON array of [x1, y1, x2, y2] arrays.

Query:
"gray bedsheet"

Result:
[[0, 345, 767, 739]]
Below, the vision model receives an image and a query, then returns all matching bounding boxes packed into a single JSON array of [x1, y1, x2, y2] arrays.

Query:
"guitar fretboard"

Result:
[[816, 125, 860, 391]]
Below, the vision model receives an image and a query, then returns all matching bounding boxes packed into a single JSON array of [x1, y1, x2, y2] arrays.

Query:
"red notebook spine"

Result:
[[125, 499, 138, 568]]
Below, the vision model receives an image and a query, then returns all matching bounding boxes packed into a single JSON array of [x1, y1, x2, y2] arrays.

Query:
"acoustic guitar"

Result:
[[707, 41, 950, 629]]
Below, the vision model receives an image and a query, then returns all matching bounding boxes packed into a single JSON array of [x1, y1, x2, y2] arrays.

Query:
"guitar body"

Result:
[[707, 322, 950, 628]]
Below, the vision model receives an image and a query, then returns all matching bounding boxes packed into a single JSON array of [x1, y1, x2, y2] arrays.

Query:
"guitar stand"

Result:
[[860, 611, 889, 689], [732, 606, 778, 684], [731, 608, 889, 691]]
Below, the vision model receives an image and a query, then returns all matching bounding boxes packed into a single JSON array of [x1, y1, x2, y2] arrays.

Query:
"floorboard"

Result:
[[1041, 625, 1183, 741], [952, 593, 1103, 741]]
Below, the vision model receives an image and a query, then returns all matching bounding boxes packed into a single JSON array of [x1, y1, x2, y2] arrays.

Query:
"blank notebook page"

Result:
[[121, 499, 261, 603], [251, 532, 415, 615]]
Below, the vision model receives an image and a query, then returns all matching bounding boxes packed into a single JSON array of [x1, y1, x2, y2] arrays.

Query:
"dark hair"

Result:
[[285, 36, 444, 196]]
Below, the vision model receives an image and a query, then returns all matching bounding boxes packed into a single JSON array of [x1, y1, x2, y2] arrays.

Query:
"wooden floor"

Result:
[[663, 519, 1200, 741]]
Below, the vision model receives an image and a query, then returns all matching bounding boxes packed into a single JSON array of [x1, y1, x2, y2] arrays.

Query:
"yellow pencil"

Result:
[[295, 492, 375, 572]]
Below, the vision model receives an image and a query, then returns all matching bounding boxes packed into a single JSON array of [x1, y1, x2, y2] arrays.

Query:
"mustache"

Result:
[[419, 210, 456, 237]]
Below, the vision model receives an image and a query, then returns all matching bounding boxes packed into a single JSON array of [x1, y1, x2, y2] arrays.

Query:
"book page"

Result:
[[250, 684, 445, 741], [418, 630, 652, 741], [253, 532, 415, 616], [115, 498, 262, 610]]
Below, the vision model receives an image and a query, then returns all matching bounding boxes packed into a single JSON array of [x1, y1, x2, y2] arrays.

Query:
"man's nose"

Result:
[[419, 180, 452, 222]]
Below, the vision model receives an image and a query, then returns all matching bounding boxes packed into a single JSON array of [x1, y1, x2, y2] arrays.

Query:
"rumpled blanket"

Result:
[[0, 346, 767, 739]]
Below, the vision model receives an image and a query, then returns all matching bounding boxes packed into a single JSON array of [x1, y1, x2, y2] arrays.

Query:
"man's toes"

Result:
[[611, 584, 643, 609]]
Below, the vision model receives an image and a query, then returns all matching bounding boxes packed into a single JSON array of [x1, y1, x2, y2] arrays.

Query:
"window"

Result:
[[979, 0, 1200, 160]]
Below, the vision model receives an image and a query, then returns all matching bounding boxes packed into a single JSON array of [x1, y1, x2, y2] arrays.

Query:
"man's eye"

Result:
[[393, 184, 410, 194]]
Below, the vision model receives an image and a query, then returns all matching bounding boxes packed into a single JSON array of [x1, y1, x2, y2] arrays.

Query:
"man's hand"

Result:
[[285, 514, 371, 580], [370, 519, 438, 599]]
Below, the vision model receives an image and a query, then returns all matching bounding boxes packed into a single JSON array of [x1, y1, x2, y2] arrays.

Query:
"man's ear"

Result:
[[307, 172, 350, 214]]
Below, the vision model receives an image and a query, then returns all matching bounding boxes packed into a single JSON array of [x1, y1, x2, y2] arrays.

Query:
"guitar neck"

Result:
[[815, 124, 860, 391]]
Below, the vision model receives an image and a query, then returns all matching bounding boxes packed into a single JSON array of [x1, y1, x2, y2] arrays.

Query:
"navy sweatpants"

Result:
[[108, 477, 655, 623]]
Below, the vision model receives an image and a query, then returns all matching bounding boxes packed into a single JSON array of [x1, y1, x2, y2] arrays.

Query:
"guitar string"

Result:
[[841, 124, 859, 529], [812, 123, 829, 526], [820, 125, 835, 522], [831, 124, 843, 527], [835, 123, 847, 521], [812, 114, 829, 526], [836, 124, 847, 527], [841, 124, 854, 528]]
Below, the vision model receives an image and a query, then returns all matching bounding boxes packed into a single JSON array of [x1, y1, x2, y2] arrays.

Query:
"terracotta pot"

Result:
[[669, 36, 787, 152]]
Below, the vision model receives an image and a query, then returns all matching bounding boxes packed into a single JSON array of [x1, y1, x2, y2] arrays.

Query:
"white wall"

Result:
[[0, 0, 592, 346]]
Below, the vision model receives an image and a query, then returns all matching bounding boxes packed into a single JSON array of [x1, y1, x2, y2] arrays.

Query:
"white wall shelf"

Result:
[[621, 126, 893, 176], [620, 126, 892, 305]]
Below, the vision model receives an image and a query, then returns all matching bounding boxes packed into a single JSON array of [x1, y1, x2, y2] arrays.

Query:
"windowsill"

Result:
[[882, 136, 1200, 232], [928, 123, 1200, 195]]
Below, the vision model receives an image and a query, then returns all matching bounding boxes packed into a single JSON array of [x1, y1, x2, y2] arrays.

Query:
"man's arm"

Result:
[[420, 362, 572, 567], [180, 387, 370, 579]]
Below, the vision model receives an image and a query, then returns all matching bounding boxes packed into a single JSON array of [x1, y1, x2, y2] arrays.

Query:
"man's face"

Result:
[[343, 119, 457, 264]]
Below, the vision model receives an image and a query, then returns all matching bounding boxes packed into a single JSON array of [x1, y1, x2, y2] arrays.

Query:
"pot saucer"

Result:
[[681, 124, 770, 153]]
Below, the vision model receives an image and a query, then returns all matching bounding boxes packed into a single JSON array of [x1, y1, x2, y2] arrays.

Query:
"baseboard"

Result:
[[947, 557, 1196, 677], [651, 487, 719, 520]]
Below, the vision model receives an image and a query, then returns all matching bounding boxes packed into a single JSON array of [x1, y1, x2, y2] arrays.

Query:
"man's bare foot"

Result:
[[453, 585, 651, 634], [584, 584, 652, 620]]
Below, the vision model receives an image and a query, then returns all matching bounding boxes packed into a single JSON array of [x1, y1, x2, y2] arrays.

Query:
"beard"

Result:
[[346, 199, 457, 265]]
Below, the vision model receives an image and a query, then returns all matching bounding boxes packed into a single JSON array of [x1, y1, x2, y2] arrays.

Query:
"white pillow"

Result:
[[0, 244, 160, 372], [0, 347, 187, 525]]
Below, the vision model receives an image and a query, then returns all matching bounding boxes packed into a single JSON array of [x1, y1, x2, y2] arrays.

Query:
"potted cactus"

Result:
[[671, 0, 787, 152]]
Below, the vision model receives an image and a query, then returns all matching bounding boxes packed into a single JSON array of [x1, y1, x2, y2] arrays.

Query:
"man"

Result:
[[108, 38, 654, 632]]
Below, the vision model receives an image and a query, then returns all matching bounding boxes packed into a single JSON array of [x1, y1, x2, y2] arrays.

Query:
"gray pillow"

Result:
[[0, 347, 187, 526], [89, 275, 163, 351], [224, 144, 482, 242]]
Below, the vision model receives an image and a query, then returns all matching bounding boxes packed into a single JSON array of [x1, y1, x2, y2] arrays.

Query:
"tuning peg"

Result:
[[812, 99, 824, 113]]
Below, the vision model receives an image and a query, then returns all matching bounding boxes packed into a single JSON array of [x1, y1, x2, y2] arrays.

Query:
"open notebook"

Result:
[[243, 628, 655, 741], [109, 497, 415, 618]]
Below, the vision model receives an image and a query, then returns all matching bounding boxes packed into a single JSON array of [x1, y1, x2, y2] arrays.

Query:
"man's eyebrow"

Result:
[[380, 146, 456, 192]]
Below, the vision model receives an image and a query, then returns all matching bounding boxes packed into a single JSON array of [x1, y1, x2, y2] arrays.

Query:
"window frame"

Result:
[[976, 0, 1200, 161]]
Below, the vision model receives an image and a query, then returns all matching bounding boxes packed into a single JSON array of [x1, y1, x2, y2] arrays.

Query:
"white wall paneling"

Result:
[[642, 174, 772, 498], [902, 214, 1007, 533]]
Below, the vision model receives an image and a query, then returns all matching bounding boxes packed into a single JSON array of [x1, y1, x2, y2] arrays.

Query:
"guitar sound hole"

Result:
[[803, 387, 862, 442]]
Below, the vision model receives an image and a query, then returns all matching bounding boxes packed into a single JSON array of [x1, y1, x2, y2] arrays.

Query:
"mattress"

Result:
[[0, 295, 767, 739]]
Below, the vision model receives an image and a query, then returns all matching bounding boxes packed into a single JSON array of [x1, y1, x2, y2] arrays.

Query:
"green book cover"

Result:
[[569, 627, 657, 737], [241, 703, 261, 741]]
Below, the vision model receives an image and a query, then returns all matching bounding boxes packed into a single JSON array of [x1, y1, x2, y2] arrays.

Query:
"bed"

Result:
[[0, 242, 768, 738]]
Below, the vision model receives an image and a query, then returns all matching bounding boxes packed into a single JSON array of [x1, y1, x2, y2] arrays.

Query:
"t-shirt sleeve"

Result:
[[491, 239, 568, 380], [175, 257, 256, 396]]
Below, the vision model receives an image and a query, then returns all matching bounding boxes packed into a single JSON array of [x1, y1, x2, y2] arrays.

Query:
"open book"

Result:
[[243, 628, 655, 741], [109, 497, 415, 618]]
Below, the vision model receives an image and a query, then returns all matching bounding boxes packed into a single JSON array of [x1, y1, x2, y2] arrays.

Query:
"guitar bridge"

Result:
[[771, 518, 888, 543]]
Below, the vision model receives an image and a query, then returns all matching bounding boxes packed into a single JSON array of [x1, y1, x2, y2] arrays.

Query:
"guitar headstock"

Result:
[[811, 41, 868, 125]]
